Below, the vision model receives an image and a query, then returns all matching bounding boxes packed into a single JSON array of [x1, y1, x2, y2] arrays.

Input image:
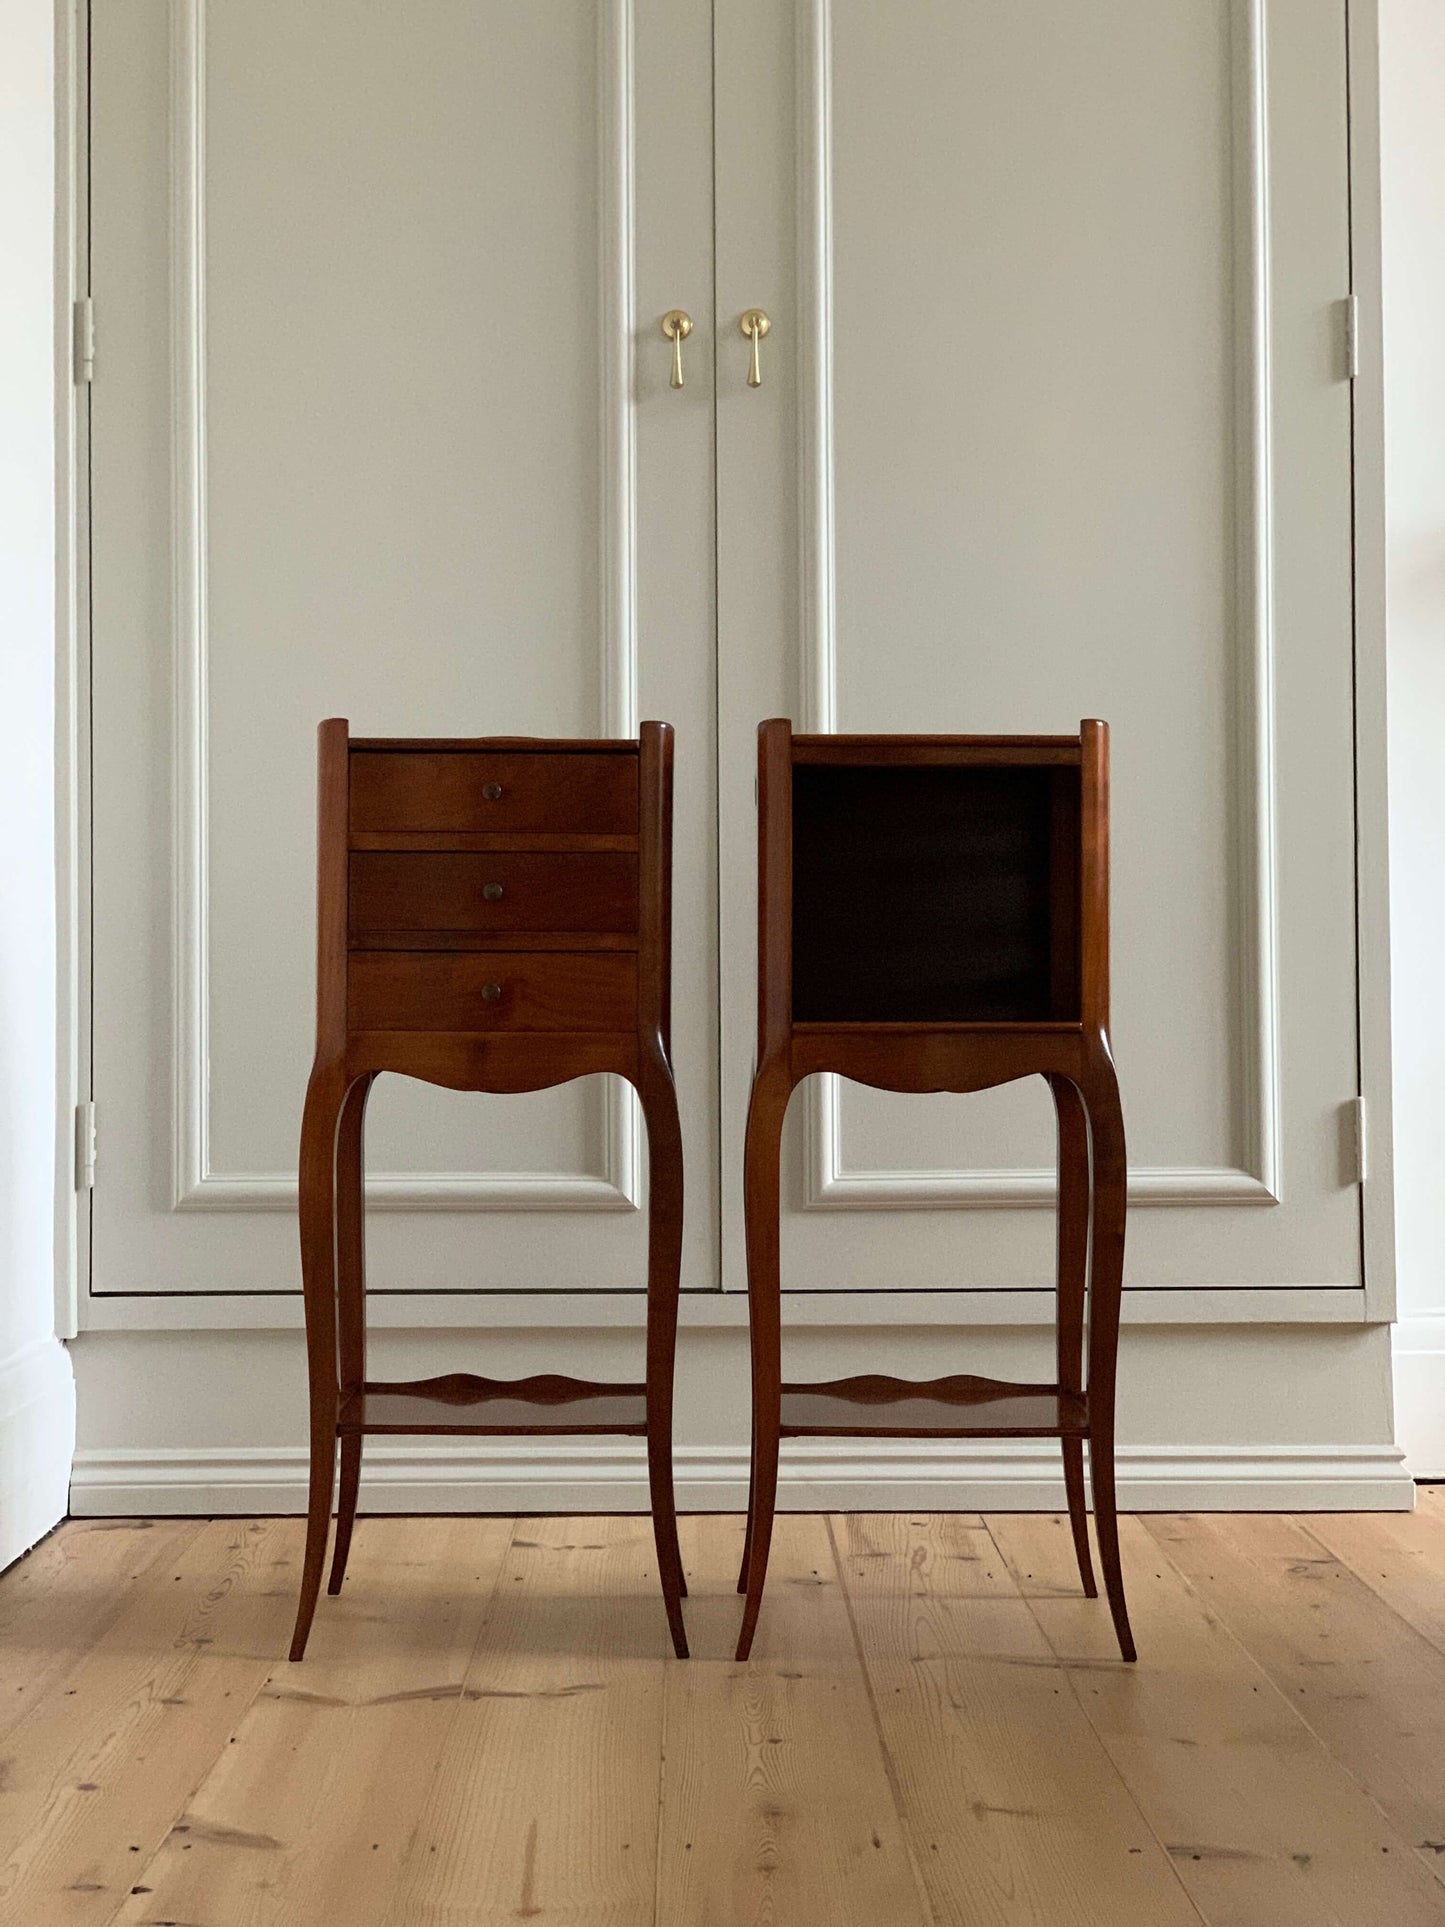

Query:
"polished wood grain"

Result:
[[348, 849, 639, 938], [345, 1027, 638, 1091], [350, 828, 640, 853], [11, 1507, 1445, 1925], [349, 927, 641, 952], [293, 721, 686, 1664], [738, 719, 1133, 1664], [780, 1380, 1088, 1438], [340, 1375, 648, 1436], [790, 734, 1083, 765], [346, 949, 639, 1032], [349, 748, 638, 835]]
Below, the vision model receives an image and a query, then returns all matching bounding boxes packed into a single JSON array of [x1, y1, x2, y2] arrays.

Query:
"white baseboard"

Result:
[[1392, 1315, 1445, 1477], [1, 1337, 76, 1568], [68, 1437, 1412, 1517]]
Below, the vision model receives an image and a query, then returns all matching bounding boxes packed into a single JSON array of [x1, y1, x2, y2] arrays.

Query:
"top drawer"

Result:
[[350, 751, 638, 838]]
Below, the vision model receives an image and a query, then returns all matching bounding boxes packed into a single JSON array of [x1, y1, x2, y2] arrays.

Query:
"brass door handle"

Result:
[[740, 309, 771, 387], [661, 310, 693, 388]]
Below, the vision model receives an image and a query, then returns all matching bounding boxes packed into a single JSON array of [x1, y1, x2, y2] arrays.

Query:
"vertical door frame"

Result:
[[54, 0, 89, 1340], [1345, 0, 1396, 1324]]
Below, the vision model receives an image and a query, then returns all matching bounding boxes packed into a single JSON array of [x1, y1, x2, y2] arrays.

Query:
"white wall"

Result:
[[1383, 0, 1445, 1474], [0, 0, 75, 1564]]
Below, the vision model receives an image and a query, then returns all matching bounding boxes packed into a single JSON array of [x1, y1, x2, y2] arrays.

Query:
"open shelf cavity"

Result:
[[790, 762, 1082, 1024]]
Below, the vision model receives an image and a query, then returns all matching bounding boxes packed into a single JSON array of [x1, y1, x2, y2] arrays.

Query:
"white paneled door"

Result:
[[90, 0, 718, 1296], [716, 0, 1363, 1299], [88, 2, 1364, 1309]]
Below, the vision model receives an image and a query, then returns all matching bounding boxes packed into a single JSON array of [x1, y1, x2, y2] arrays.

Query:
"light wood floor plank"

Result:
[[656, 1513, 929, 1927], [0, 1516, 296, 1925], [837, 1512, 1204, 1927], [7, 1508, 1445, 1925], [0, 1520, 201, 1741], [1146, 1512, 1445, 1887], [111, 1516, 514, 1927], [837, 1510, 1018, 1604], [993, 1512, 1445, 1927], [1308, 1505, 1445, 1658], [383, 1514, 668, 1927]]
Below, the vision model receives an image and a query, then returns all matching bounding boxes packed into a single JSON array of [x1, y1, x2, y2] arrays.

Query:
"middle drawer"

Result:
[[349, 851, 638, 944]]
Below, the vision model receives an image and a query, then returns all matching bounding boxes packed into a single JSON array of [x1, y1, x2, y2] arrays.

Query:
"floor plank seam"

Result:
[[91, 1519, 295, 1927], [651, 1626, 671, 1927], [1173, 1512, 1445, 1900], [982, 1512, 1215, 1927], [1293, 1509, 1445, 1661], [374, 1512, 523, 1926], [1137, 1513, 1445, 1904], [0, 1519, 204, 1746], [825, 1513, 943, 1927]]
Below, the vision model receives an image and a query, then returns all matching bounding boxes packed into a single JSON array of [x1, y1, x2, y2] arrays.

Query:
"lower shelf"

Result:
[[339, 1372, 648, 1436], [779, 1374, 1087, 1439]]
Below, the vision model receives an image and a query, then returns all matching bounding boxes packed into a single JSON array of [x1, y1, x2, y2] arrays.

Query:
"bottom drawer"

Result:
[[348, 951, 637, 1032]]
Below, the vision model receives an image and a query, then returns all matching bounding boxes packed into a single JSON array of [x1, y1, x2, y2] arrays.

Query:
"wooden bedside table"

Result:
[[736, 718, 1134, 1664], [290, 719, 687, 1660]]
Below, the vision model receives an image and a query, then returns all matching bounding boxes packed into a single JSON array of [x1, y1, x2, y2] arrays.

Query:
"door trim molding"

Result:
[[68, 1435, 1411, 1516], [807, 1077, 1277, 1210], [55, 0, 88, 1338], [165, 0, 642, 1216], [76, 1284, 1374, 1332], [796, 0, 1284, 1214], [1344, 0, 1396, 1324]]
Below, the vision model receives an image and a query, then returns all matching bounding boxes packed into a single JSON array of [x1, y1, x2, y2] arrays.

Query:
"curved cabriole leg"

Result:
[[328, 1074, 374, 1597], [736, 1064, 790, 1662], [636, 1056, 688, 1658], [1082, 1053, 1136, 1662], [1049, 1074, 1097, 1600], [328, 1436, 362, 1599], [289, 1067, 347, 1662], [737, 1421, 756, 1594]]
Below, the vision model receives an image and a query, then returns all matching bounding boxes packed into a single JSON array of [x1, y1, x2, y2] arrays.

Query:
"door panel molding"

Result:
[[168, 0, 642, 1214], [797, 0, 1282, 1212]]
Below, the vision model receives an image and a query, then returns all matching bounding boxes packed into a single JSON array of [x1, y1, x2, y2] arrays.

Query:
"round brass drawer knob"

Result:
[[480, 983, 503, 1002], [482, 882, 504, 901], [481, 781, 503, 801]]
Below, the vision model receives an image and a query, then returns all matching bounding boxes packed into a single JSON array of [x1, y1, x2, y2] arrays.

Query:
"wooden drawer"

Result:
[[348, 951, 637, 1032], [349, 852, 638, 942], [350, 751, 637, 837]]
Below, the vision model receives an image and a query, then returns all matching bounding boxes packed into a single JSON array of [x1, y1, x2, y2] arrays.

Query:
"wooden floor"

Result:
[[5, 1503, 1445, 1923]]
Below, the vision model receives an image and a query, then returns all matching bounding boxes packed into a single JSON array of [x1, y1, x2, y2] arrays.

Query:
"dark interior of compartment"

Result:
[[790, 763, 1079, 1023]]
